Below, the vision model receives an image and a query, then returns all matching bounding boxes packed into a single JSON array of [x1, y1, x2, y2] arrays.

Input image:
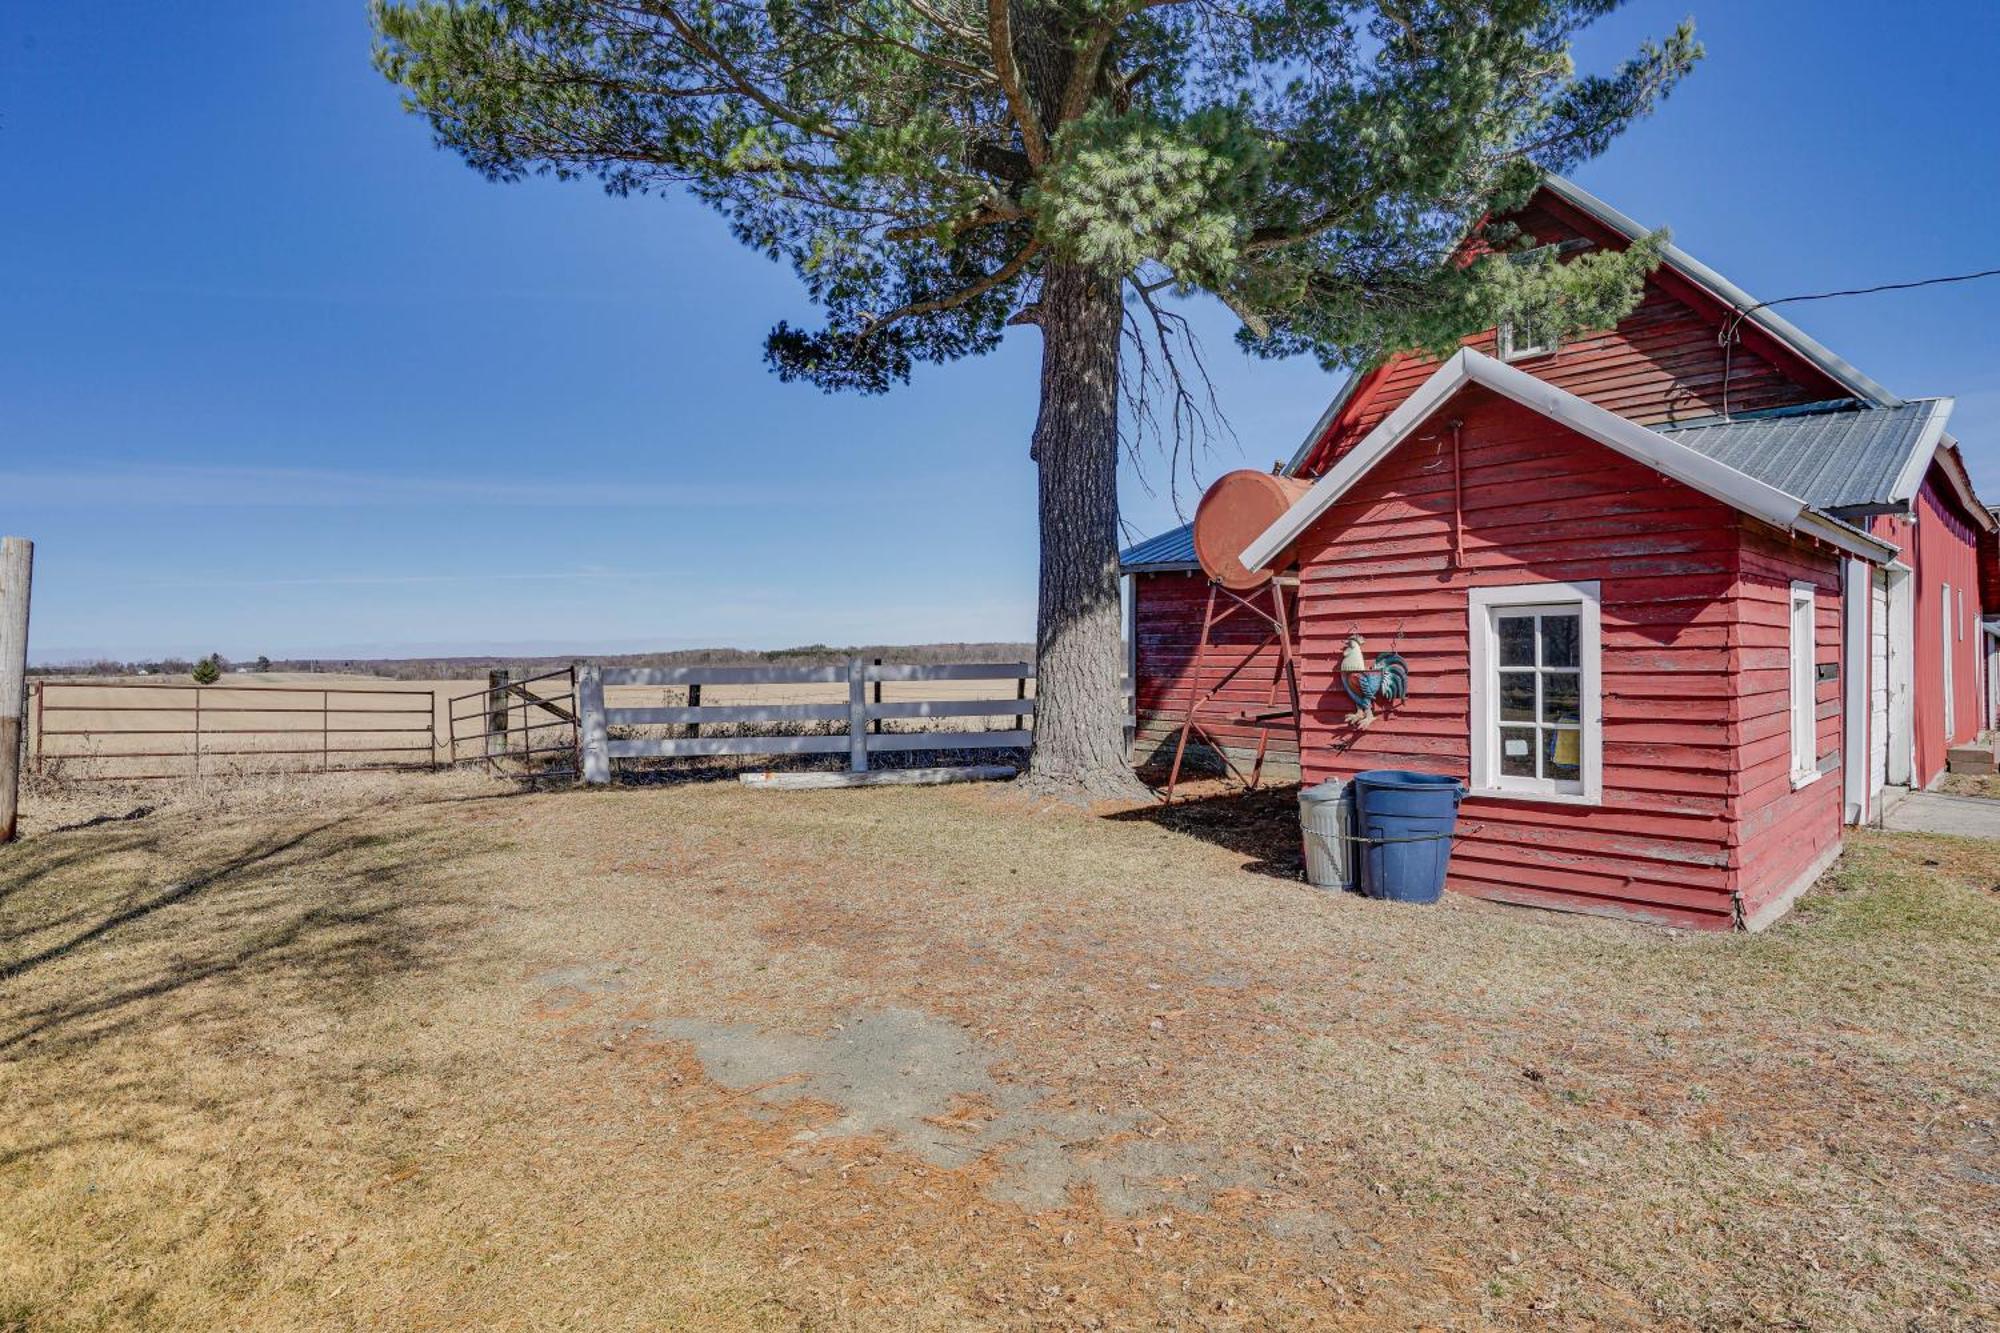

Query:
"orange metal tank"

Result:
[[1192, 470, 1312, 589]]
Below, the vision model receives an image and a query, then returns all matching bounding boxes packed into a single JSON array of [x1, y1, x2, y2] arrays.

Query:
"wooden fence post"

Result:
[[847, 657, 869, 773], [870, 658, 882, 735], [686, 681, 701, 739], [0, 537, 30, 842], [487, 668, 511, 762], [577, 662, 610, 785]]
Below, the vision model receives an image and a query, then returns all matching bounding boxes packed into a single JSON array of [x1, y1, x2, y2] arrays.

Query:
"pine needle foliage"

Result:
[[373, 1, 1699, 389]]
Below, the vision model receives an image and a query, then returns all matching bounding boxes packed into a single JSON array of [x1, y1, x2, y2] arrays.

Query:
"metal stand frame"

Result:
[[1164, 576, 1304, 804]]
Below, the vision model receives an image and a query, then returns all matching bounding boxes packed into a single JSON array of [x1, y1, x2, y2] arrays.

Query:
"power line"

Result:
[[1733, 264, 2000, 326], [1719, 262, 2000, 418]]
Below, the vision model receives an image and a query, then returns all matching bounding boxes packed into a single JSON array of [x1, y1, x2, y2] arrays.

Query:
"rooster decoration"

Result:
[[1339, 634, 1408, 728]]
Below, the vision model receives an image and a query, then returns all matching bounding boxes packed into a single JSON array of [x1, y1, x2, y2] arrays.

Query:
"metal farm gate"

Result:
[[446, 666, 581, 778], [30, 680, 439, 781]]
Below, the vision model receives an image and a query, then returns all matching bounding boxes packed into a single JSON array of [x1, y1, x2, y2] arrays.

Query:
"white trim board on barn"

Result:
[[1238, 348, 1899, 572]]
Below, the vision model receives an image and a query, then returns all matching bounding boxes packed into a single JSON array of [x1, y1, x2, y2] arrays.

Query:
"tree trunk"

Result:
[[1025, 261, 1147, 801]]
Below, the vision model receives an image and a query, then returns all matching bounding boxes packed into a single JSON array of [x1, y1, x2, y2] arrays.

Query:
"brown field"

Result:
[[27, 670, 1037, 780], [1, 770, 1994, 1330]]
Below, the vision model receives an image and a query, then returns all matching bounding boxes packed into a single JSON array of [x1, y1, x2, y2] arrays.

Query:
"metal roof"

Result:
[[1659, 398, 1952, 512], [1119, 522, 1197, 572]]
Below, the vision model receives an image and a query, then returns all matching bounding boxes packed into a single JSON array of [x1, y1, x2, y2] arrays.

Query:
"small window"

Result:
[[1469, 583, 1601, 803], [1789, 581, 1818, 786], [1497, 319, 1557, 362]]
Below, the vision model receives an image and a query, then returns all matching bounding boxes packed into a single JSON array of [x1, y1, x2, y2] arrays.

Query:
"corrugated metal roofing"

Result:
[[1120, 522, 1197, 572], [1660, 399, 1951, 511]]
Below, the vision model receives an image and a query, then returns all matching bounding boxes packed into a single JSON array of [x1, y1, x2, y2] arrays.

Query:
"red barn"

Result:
[[1122, 177, 1995, 929]]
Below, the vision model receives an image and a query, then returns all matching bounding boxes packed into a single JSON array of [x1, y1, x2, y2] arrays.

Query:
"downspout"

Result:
[[1449, 420, 1466, 569]]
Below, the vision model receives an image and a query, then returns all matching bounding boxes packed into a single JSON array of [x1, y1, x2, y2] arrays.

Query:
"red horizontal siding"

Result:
[[1292, 191, 1848, 479], [1289, 383, 1848, 929], [1730, 526, 1843, 921], [1132, 571, 1300, 777]]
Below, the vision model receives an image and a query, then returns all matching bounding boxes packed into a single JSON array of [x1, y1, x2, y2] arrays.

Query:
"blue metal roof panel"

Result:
[[1659, 399, 1950, 511], [1119, 522, 1198, 571]]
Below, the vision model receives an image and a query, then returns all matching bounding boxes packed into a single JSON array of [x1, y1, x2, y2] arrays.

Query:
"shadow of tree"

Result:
[[1102, 783, 1305, 881], [0, 815, 488, 1065]]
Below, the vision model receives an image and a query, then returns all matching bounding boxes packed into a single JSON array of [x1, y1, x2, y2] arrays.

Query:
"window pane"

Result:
[[1540, 614, 1579, 668], [1542, 671, 1581, 724], [1500, 726, 1537, 778], [1497, 616, 1535, 667], [1499, 671, 1537, 722], [1544, 727, 1582, 783]]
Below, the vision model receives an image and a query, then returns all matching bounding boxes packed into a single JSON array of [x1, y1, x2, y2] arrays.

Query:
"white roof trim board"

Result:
[[1238, 349, 1899, 571]]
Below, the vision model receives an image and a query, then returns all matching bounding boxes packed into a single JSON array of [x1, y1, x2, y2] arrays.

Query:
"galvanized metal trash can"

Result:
[[1298, 778, 1355, 891]]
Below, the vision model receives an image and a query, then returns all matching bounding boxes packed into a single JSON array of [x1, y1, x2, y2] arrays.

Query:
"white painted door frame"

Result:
[[1841, 560, 1868, 824], [1885, 563, 1915, 789]]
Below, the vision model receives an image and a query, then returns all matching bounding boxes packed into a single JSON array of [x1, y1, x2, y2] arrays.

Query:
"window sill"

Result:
[[1791, 768, 1824, 791], [1467, 785, 1600, 808]]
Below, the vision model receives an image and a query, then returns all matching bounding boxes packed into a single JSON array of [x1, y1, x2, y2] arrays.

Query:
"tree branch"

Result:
[[855, 238, 1042, 338], [986, 0, 1048, 165], [647, 2, 848, 143], [1060, 19, 1118, 123]]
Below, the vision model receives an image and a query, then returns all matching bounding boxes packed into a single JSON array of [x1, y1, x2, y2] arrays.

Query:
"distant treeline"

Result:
[[31, 643, 1036, 681]]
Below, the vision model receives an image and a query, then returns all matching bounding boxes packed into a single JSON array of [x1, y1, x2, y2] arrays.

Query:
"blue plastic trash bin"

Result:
[[1350, 770, 1465, 904]]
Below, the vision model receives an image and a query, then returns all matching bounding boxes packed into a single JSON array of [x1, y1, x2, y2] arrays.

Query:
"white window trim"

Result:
[[1468, 581, 1602, 805], [1496, 319, 1556, 363], [1789, 580, 1821, 788]]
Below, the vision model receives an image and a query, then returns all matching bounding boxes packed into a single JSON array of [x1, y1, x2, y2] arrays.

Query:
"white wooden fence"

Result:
[[575, 659, 1040, 783]]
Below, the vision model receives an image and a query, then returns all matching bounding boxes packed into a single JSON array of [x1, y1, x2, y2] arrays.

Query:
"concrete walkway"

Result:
[[1880, 790, 2000, 838]]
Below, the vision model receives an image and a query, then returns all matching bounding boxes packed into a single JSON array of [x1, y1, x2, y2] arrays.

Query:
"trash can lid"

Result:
[[1299, 779, 1348, 803], [1352, 769, 1465, 792]]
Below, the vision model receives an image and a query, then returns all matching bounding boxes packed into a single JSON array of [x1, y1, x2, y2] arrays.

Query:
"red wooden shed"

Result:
[[1122, 177, 1995, 928]]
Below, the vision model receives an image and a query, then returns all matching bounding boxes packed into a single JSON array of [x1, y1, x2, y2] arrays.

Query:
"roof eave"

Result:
[[1281, 371, 1364, 476], [1881, 398, 1956, 512], [1931, 437, 1998, 534], [1541, 175, 1903, 410]]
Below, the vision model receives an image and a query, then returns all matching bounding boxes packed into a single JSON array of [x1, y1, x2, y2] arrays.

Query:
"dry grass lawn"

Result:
[[1, 772, 1994, 1330]]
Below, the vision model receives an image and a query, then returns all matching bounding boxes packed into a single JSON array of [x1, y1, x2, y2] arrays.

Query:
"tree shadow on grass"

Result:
[[1103, 782, 1306, 881], [0, 816, 488, 1064]]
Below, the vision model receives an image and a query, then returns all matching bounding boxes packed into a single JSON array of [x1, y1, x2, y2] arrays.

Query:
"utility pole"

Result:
[[1, 537, 33, 843]]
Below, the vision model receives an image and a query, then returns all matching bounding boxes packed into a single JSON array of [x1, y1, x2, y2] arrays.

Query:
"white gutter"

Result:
[[1239, 348, 1900, 572]]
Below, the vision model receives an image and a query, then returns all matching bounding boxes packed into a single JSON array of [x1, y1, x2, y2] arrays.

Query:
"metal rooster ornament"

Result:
[[1339, 633, 1408, 728]]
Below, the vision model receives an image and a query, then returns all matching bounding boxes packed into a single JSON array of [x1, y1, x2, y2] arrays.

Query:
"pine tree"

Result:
[[191, 654, 223, 686], [374, 0, 1698, 798]]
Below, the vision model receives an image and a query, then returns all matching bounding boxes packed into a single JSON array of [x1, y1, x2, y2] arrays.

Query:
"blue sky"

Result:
[[5, 2, 1998, 663]]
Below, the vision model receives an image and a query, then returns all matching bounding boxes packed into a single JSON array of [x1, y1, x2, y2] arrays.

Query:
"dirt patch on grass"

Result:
[[3, 774, 1995, 1329]]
